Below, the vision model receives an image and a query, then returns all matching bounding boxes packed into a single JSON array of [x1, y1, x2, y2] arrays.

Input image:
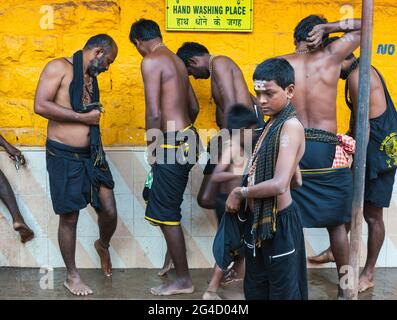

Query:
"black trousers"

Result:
[[244, 202, 308, 300]]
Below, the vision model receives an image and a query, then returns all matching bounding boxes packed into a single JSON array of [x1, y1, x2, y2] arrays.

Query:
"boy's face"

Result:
[[254, 80, 294, 117]]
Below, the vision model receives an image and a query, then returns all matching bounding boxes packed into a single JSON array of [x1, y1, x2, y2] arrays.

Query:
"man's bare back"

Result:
[[211, 56, 253, 119], [280, 18, 362, 132], [142, 47, 193, 132], [176, 43, 255, 129], [282, 52, 341, 133], [348, 66, 387, 120], [211, 56, 253, 127]]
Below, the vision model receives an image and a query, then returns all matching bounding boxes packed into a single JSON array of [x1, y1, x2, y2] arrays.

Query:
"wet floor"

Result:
[[0, 267, 396, 300]]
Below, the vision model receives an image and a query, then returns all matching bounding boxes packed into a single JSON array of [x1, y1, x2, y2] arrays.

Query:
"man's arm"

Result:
[[0, 135, 17, 153], [34, 59, 99, 125], [187, 80, 199, 123], [348, 74, 370, 140], [308, 19, 362, 64], [213, 58, 237, 124], [0, 135, 25, 163], [141, 57, 162, 147], [0, 135, 11, 150], [216, 106, 223, 129]]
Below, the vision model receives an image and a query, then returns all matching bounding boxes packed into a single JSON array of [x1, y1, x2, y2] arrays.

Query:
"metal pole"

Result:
[[348, 0, 374, 300]]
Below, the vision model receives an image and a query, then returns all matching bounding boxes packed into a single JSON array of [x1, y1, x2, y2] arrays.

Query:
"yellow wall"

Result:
[[0, 0, 396, 146]]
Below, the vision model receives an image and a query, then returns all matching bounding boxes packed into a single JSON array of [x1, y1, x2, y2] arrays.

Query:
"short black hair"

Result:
[[129, 19, 162, 44], [294, 15, 328, 43], [176, 42, 209, 67], [84, 34, 117, 53], [253, 58, 295, 90], [227, 104, 258, 131], [324, 36, 355, 60]]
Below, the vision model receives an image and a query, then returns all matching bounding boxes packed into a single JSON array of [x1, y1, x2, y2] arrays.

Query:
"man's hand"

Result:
[[226, 187, 243, 214], [81, 109, 101, 126], [306, 19, 362, 63], [0, 135, 26, 166], [6, 146, 26, 166], [306, 24, 326, 49]]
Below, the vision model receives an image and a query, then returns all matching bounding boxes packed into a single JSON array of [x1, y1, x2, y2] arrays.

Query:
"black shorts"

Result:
[[243, 202, 308, 300], [145, 127, 199, 226], [46, 139, 92, 215], [365, 169, 396, 208]]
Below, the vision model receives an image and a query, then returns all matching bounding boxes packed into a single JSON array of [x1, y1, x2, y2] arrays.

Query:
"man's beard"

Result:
[[88, 56, 106, 77]]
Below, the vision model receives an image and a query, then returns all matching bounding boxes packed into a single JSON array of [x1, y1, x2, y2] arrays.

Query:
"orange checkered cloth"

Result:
[[332, 134, 356, 168]]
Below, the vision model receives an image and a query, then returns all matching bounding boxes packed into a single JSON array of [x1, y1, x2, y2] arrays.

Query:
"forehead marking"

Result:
[[254, 80, 270, 90]]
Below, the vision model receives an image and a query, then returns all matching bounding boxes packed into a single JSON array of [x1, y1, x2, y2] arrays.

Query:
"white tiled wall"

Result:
[[1, 147, 397, 269]]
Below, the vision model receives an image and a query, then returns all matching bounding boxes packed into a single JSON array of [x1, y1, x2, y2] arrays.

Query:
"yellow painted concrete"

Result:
[[0, 0, 396, 146]]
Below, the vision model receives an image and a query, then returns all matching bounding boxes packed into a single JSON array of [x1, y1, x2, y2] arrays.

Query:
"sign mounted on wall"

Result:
[[166, 0, 253, 32]]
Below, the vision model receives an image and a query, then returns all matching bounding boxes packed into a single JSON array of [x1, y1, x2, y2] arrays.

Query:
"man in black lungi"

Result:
[[278, 15, 362, 298], [309, 41, 397, 293], [34, 34, 118, 296]]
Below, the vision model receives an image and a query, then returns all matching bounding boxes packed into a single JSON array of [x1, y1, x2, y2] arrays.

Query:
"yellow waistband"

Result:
[[160, 124, 194, 149], [300, 166, 349, 174]]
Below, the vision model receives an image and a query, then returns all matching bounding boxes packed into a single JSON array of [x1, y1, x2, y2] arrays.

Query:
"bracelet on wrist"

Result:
[[240, 186, 249, 199]]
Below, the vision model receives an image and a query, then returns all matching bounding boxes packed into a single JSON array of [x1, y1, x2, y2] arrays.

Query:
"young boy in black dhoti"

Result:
[[226, 58, 308, 300]]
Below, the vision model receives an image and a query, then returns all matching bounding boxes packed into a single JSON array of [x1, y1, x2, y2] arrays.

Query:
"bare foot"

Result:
[[13, 222, 34, 244], [151, 281, 195, 296], [358, 275, 374, 293], [203, 290, 222, 300], [64, 276, 93, 296], [158, 258, 174, 277], [94, 240, 112, 277], [307, 248, 335, 264]]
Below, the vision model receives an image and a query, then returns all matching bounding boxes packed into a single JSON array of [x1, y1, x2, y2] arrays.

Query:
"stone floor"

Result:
[[0, 267, 396, 300]]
